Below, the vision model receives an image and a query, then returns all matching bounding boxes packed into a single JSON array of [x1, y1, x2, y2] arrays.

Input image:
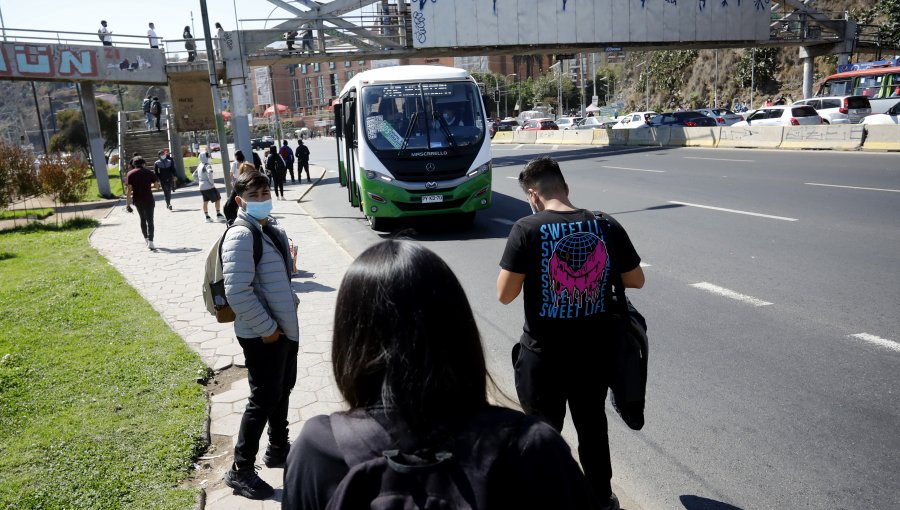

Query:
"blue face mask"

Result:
[[243, 199, 273, 219]]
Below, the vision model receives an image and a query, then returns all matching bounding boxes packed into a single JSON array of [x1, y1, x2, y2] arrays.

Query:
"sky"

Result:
[[0, 0, 372, 47]]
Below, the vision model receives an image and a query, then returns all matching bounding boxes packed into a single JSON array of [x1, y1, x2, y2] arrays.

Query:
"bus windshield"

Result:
[[361, 81, 485, 155]]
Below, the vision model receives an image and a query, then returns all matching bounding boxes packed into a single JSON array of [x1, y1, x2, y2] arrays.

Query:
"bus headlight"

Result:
[[467, 162, 491, 178], [364, 170, 393, 182]]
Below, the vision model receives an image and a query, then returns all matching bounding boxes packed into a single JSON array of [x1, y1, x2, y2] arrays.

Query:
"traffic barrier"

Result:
[[536, 131, 564, 144], [780, 125, 864, 150], [667, 127, 688, 147], [492, 131, 514, 144], [561, 129, 595, 145], [717, 126, 784, 149], [606, 129, 629, 146], [592, 129, 611, 146], [627, 127, 670, 146], [513, 130, 537, 144], [683, 127, 720, 147], [861, 125, 900, 151]]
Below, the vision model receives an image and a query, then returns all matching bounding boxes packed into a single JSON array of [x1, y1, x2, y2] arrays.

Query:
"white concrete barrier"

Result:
[[780, 125, 864, 150], [492, 131, 514, 144], [862, 125, 900, 151], [667, 127, 687, 147], [606, 129, 629, 146], [536, 130, 564, 144], [561, 129, 595, 145], [627, 127, 670, 146], [513, 130, 537, 144], [683, 127, 720, 147], [717, 126, 784, 149]]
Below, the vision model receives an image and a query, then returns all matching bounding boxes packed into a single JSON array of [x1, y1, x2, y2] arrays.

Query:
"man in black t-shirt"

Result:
[[497, 156, 644, 510]]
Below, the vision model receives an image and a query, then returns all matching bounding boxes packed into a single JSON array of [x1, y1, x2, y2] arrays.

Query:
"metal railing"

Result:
[[0, 27, 165, 49]]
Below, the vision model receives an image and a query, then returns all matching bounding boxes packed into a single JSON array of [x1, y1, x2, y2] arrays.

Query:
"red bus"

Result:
[[816, 58, 900, 114]]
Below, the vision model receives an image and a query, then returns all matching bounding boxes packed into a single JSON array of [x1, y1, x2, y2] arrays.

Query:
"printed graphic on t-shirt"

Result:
[[540, 220, 610, 319]]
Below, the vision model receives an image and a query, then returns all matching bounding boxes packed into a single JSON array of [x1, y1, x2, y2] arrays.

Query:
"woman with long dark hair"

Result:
[[283, 240, 592, 510]]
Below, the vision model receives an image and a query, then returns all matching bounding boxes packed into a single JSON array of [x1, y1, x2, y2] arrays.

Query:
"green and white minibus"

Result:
[[333, 65, 492, 230]]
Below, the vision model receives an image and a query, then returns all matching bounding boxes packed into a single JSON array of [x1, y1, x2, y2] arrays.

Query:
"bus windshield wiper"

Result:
[[435, 113, 458, 150], [398, 111, 419, 157]]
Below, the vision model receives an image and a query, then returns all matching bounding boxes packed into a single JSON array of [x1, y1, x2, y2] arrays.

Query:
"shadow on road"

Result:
[[492, 146, 671, 169], [680, 495, 744, 510]]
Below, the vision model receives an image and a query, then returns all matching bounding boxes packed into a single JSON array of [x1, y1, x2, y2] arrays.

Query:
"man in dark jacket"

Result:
[[153, 150, 176, 210], [496, 156, 644, 510], [125, 156, 159, 250], [150, 96, 162, 131], [266, 146, 287, 200], [294, 139, 311, 183], [279, 140, 296, 183]]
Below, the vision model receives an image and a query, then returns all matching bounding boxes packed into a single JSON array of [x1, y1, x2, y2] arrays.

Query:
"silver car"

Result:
[[732, 106, 824, 127], [696, 108, 744, 126]]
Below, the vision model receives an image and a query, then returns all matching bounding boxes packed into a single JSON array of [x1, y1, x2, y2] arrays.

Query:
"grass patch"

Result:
[[182, 156, 221, 170], [0, 208, 53, 220], [0, 218, 207, 509], [82, 166, 126, 202]]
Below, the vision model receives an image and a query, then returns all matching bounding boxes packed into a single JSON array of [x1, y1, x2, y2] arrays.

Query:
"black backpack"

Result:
[[326, 407, 525, 510]]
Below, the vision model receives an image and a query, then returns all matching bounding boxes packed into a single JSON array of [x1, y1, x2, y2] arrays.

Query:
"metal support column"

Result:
[[802, 52, 814, 99], [200, 0, 232, 195], [230, 77, 253, 164], [81, 82, 111, 197], [165, 107, 187, 182]]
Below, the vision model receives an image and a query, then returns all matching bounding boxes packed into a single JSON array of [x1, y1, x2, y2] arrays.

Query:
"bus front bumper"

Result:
[[359, 171, 492, 217]]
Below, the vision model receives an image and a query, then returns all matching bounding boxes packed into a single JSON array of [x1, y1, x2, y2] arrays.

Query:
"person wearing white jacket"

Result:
[[196, 151, 224, 222], [221, 170, 299, 500]]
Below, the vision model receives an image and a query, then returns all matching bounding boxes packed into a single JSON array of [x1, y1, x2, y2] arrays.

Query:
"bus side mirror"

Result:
[[334, 104, 343, 138]]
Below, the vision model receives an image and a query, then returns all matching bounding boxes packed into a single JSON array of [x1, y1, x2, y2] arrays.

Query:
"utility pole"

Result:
[[200, 0, 232, 195], [46, 93, 56, 133], [750, 48, 756, 110], [269, 66, 282, 141], [30, 82, 48, 154], [714, 49, 719, 108], [591, 52, 596, 104], [579, 53, 586, 116]]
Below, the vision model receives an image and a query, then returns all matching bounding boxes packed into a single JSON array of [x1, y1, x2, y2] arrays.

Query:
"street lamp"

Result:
[[505, 73, 516, 118], [635, 60, 650, 111]]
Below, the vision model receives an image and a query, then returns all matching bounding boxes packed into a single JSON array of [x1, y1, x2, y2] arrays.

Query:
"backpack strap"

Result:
[[220, 219, 262, 268], [330, 410, 395, 467]]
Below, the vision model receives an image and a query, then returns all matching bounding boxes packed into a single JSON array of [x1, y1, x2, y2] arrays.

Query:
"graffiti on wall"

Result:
[[0, 42, 166, 84]]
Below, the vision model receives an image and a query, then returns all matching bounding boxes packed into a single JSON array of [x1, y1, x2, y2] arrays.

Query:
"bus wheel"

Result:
[[367, 215, 390, 232]]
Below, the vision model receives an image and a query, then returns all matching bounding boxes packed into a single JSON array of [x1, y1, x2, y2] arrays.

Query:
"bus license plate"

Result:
[[421, 195, 443, 204]]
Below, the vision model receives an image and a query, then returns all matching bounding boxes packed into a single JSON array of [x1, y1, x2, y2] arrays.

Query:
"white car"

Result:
[[696, 108, 744, 126], [732, 106, 824, 127], [792, 96, 871, 124], [860, 101, 900, 125], [554, 117, 583, 130], [611, 111, 659, 129]]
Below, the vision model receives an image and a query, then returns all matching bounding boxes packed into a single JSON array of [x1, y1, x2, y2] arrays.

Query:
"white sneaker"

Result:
[[148, 240, 155, 250]]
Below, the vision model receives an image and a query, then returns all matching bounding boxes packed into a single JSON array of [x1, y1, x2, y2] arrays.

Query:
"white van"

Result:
[[793, 96, 871, 124]]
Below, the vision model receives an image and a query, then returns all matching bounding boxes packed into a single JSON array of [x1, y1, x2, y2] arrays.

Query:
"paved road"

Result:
[[299, 139, 900, 510]]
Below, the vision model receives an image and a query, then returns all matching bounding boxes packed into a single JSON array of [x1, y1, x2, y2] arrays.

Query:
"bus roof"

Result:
[[340, 65, 472, 97], [824, 65, 900, 81]]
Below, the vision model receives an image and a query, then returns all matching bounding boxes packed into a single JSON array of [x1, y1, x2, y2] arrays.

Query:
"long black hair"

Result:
[[332, 240, 487, 433]]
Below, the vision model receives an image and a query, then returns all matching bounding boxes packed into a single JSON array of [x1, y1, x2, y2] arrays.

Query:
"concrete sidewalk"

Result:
[[89, 165, 349, 509]]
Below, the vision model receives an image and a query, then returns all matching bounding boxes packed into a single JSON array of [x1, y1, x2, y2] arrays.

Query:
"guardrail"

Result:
[[0, 27, 163, 49], [490, 125, 900, 152]]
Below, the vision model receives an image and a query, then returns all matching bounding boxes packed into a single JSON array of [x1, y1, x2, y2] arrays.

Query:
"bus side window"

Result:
[[344, 99, 357, 148]]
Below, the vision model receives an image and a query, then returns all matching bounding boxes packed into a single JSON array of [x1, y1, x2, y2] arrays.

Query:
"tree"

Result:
[[48, 100, 118, 155], [37, 153, 90, 222], [0, 140, 43, 225], [736, 47, 781, 96]]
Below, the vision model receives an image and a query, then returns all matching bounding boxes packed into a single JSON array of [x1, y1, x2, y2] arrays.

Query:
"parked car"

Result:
[[520, 118, 559, 131], [490, 118, 519, 137], [251, 136, 275, 150], [696, 108, 744, 126], [611, 111, 659, 129], [209, 142, 221, 152], [574, 117, 606, 130], [860, 100, 900, 125], [651, 111, 718, 127], [554, 116, 584, 130], [732, 106, 824, 127], [792, 95, 871, 124]]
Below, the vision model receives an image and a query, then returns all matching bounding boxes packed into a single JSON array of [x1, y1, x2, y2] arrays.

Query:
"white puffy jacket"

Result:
[[222, 207, 299, 342]]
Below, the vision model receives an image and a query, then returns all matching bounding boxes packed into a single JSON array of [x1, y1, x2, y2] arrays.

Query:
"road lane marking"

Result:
[[683, 156, 754, 162], [514, 144, 524, 149], [602, 165, 666, 173], [505, 176, 518, 180], [805, 182, 900, 193], [492, 218, 516, 225], [849, 333, 900, 353], [669, 201, 798, 222], [552, 144, 560, 150], [640, 262, 651, 268], [690, 282, 773, 307]]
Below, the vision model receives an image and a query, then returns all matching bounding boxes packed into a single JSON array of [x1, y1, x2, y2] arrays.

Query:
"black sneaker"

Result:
[[599, 493, 620, 510], [262, 442, 290, 468], [223, 466, 274, 500]]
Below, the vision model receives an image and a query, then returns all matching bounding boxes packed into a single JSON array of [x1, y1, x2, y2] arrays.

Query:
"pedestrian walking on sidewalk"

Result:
[[294, 138, 311, 183], [496, 156, 645, 510], [183, 26, 197, 62], [215, 22, 224, 59], [266, 146, 287, 200], [285, 30, 297, 51], [154, 149, 176, 210], [142, 95, 153, 129], [251, 150, 263, 171], [222, 170, 299, 501], [125, 156, 159, 250], [98, 20, 112, 46], [282, 240, 592, 510], [300, 23, 314, 53], [150, 96, 162, 131], [279, 140, 295, 183], [196, 151, 225, 222], [147, 22, 160, 48], [230, 150, 246, 187]]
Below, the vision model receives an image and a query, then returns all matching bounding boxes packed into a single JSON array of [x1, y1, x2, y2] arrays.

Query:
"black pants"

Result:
[[187, 50, 196, 62], [513, 337, 615, 504], [298, 160, 310, 181], [285, 161, 295, 182], [233, 335, 298, 469], [273, 174, 286, 197], [154, 114, 161, 131], [160, 178, 173, 207], [134, 201, 155, 241]]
